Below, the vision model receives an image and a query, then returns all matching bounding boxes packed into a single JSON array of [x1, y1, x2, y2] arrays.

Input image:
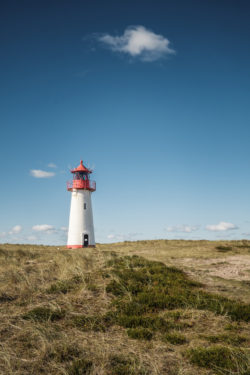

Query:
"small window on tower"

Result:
[[84, 203, 87, 210]]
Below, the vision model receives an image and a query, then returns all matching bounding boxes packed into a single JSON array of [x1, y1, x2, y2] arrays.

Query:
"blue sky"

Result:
[[1, 0, 250, 244]]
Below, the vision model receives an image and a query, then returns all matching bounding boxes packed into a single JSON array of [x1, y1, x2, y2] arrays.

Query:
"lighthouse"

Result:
[[67, 160, 96, 248]]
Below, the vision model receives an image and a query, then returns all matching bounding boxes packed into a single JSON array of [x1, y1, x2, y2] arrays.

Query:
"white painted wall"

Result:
[[67, 189, 95, 247]]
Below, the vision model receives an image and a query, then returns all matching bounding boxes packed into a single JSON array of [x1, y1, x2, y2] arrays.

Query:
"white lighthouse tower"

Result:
[[67, 160, 96, 248]]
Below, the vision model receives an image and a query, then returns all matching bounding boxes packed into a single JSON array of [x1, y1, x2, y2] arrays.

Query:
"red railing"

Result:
[[67, 180, 96, 191]]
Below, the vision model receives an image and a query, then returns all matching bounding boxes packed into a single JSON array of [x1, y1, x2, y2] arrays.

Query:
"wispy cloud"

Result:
[[9, 225, 22, 235], [98, 25, 175, 61], [32, 224, 55, 233], [206, 222, 238, 232], [26, 235, 37, 241], [60, 226, 68, 233], [48, 163, 57, 168], [107, 232, 141, 241], [166, 225, 199, 233], [30, 170, 55, 178]]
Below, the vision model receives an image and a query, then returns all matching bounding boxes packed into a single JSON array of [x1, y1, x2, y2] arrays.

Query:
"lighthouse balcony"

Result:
[[67, 180, 96, 192]]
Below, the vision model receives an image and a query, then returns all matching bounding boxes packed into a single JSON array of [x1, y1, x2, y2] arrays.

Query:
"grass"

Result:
[[127, 327, 153, 340], [23, 307, 66, 322], [162, 332, 187, 345], [47, 275, 83, 294], [0, 240, 249, 375], [105, 255, 250, 322], [186, 346, 249, 374]]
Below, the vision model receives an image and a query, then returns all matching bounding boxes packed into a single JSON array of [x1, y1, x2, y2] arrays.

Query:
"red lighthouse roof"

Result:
[[71, 160, 92, 174]]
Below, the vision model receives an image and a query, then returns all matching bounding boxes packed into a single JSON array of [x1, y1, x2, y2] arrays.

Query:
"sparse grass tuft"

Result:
[[68, 358, 93, 375], [162, 332, 187, 345], [203, 334, 247, 346], [47, 275, 83, 294], [108, 354, 149, 375], [23, 307, 65, 322], [70, 314, 112, 332], [127, 327, 153, 341]]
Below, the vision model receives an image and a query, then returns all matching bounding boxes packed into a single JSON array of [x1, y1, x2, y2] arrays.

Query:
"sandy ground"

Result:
[[178, 255, 250, 281]]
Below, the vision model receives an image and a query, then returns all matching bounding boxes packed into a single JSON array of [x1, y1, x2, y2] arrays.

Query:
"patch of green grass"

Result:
[[162, 332, 187, 345], [71, 314, 114, 332], [117, 315, 174, 331], [23, 307, 65, 322], [127, 327, 153, 341], [186, 346, 249, 374], [216, 246, 233, 252], [203, 334, 247, 345], [108, 354, 149, 375], [47, 275, 83, 294], [68, 358, 93, 375]]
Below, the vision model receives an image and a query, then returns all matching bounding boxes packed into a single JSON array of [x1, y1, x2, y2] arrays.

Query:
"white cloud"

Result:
[[107, 234, 115, 239], [32, 224, 55, 233], [30, 170, 55, 178], [0, 232, 6, 238], [9, 225, 22, 235], [166, 225, 199, 233], [48, 163, 57, 168], [206, 222, 238, 232], [98, 25, 175, 61]]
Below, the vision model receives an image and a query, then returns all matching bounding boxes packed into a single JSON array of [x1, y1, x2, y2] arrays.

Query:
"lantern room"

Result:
[[67, 160, 96, 191]]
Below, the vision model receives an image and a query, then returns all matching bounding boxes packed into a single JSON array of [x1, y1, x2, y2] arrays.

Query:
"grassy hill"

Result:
[[0, 240, 249, 375]]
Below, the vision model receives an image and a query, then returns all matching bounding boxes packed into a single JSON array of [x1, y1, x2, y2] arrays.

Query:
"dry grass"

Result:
[[0, 240, 249, 374]]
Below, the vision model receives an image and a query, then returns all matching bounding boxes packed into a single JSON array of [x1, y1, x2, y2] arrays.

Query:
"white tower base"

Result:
[[67, 189, 95, 248]]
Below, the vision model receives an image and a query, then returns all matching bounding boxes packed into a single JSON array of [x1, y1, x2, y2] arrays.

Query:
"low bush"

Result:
[[162, 332, 187, 345], [127, 327, 153, 341]]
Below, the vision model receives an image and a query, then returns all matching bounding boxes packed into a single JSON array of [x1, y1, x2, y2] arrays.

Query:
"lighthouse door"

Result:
[[83, 234, 89, 247]]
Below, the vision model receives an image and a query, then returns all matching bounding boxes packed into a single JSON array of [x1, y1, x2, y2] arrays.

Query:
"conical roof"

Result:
[[71, 160, 92, 173]]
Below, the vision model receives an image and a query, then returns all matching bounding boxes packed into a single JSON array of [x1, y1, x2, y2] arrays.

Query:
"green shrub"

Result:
[[127, 327, 153, 341], [162, 332, 187, 345], [23, 307, 65, 322], [186, 346, 249, 374]]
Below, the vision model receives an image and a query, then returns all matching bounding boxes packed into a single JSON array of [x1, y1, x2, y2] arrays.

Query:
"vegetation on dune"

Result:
[[105, 255, 250, 322], [186, 346, 250, 374], [0, 241, 249, 375]]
